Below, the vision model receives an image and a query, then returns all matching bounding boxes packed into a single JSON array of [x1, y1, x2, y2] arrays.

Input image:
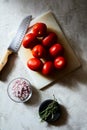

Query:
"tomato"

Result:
[[32, 22, 47, 37], [49, 43, 64, 58], [42, 61, 54, 75], [54, 56, 66, 70], [27, 58, 43, 71], [22, 33, 38, 48], [23, 22, 67, 75], [32, 44, 46, 58], [42, 32, 57, 48]]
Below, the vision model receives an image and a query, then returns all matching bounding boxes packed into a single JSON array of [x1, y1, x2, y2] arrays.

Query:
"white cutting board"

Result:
[[18, 11, 81, 89]]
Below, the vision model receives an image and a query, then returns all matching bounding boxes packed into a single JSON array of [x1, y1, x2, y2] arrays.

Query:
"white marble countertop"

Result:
[[0, 0, 87, 130]]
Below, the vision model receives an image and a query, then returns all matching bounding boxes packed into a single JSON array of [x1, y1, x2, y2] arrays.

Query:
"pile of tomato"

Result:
[[22, 22, 67, 75]]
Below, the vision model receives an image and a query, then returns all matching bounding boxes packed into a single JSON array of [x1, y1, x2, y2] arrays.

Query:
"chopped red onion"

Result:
[[12, 79, 31, 101]]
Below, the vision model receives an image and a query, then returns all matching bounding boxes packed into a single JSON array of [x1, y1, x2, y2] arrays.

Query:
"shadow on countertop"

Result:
[[56, 37, 87, 89], [0, 54, 18, 81], [24, 86, 41, 106]]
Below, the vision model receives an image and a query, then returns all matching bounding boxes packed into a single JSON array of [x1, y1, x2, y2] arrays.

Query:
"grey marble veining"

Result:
[[0, 0, 87, 130]]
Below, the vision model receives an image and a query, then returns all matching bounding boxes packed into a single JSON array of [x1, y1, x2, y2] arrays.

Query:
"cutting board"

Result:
[[18, 11, 81, 89]]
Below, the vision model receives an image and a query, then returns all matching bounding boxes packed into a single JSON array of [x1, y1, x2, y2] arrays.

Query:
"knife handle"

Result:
[[0, 50, 12, 71]]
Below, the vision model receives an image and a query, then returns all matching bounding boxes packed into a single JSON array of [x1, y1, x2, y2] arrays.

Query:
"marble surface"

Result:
[[0, 0, 87, 130]]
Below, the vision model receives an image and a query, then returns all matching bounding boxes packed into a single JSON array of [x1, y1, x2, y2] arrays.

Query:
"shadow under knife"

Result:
[[0, 54, 18, 81]]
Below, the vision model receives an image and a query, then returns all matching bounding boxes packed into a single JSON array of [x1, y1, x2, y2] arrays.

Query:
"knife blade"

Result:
[[0, 15, 32, 72]]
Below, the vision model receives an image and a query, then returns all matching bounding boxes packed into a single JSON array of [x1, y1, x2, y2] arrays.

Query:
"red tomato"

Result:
[[27, 58, 43, 71], [42, 32, 57, 48], [42, 61, 54, 75], [49, 43, 64, 58], [22, 33, 38, 48], [32, 22, 47, 37], [32, 44, 46, 58], [54, 56, 66, 70]]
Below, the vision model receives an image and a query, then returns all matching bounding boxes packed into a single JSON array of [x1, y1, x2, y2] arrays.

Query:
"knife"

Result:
[[0, 15, 32, 72]]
